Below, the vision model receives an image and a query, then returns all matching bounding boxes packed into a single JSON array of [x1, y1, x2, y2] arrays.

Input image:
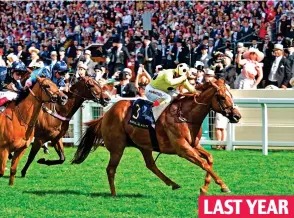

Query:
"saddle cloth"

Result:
[[128, 98, 165, 152]]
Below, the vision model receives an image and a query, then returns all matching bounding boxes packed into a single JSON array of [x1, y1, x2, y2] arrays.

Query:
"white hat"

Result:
[[243, 48, 265, 62], [28, 46, 40, 54], [237, 42, 244, 47], [51, 51, 57, 56], [78, 62, 88, 70], [195, 61, 204, 68], [273, 44, 283, 51], [224, 51, 233, 60], [205, 69, 215, 76], [85, 50, 91, 56], [123, 68, 132, 75]]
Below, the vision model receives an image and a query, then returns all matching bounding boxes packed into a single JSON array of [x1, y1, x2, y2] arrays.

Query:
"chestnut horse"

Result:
[[72, 79, 241, 196], [0, 77, 68, 185], [21, 76, 110, 177]]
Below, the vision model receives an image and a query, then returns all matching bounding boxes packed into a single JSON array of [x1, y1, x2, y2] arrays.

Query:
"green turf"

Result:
[[1, 147, 294, 218]]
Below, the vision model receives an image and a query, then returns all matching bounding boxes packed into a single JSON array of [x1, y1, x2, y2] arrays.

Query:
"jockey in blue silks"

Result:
[[25, 61, 69, 91], [0, 61, 27, 107]]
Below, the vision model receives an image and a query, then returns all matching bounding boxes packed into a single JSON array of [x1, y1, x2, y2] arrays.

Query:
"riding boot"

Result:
[[0, 97, 9, 107]]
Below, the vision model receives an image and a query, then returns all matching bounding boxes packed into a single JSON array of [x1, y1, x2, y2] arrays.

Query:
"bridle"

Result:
[[16, 78, 60, 128], [211, 82, 234, 117], [68, 75, 108, 106], [28, 78, 60, 103]]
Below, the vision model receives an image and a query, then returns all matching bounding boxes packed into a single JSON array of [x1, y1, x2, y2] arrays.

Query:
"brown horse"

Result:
[[20, 76, 110, 177], [72, 79, 241, 196], [0, 77, 68, 185]]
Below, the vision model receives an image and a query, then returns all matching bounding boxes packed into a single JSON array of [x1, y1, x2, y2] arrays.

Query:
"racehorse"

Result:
[[21, 76, 110, 177], [0, 76, 68, 185], [72, 79, 241, 196]]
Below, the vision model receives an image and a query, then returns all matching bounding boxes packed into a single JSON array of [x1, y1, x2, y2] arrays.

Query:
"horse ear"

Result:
[[210, 80, 220, 90]]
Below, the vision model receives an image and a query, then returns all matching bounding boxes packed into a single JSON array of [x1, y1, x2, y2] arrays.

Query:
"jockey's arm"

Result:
[[25, 67, 51, 87], [163, 70, 187, 86]]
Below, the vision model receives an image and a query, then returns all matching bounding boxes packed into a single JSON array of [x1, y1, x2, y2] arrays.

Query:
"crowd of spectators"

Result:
[[0, 0, 293, 93]]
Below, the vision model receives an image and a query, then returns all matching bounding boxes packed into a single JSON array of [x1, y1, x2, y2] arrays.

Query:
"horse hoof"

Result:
[[200, 187, 207, 195], [221, 187, 231, 193], [37, 158, 46, 164], [172, 184, 181, 190], [0, 173, 3, 178]]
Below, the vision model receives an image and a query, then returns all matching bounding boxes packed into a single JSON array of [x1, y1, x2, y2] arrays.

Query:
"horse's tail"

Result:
[[71, 117, 104, 164]]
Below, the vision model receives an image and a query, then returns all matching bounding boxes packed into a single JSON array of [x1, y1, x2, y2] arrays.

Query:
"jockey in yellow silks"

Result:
[[145, 63, 196, 121]]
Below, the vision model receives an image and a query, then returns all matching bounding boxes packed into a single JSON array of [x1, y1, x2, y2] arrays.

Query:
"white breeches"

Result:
[[145, 84, 178, 103], [0, 90, 18, 101]]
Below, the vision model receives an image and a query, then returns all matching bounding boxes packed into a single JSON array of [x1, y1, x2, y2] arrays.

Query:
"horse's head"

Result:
[[76, 76, 111, 107], [34, 76, 68, 105], [210, 79, 241, 123]]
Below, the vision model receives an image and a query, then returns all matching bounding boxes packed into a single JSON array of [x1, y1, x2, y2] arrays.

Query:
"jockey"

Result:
[[145, 63, 196, 105], [51, 61, 69, 91], [25, 61, 69, 91], [145, 63, 196, 121], [0, 61, 27, 107]]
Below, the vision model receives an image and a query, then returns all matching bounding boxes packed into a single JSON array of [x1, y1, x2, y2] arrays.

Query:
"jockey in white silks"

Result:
[[145, 63, 196, 121]]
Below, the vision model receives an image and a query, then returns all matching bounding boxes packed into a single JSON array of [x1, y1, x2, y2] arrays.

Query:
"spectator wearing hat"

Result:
[[28, 47, 42, 69], [107, 36, 131, 78], [115, 71, 137, 98], [58, 47, 68, 65], [215, 51, 237, 89], [76, 62, 88, 78], [196, 45, 212, 69], [249, 36, 262, 51], [266, 44, 292, 88], [0, 49, 6, 67], [71, 46, 85, 73], [173, 38, 189, 66], [48, 39, 59, 54], [49, 51, 58, 73], [143, 35, 157, 77], [93, 63, 106, 81], [134, 40, 145, 75], [84, 50, 95, 77], [204, 69, 216, 83], [235, 47, 264, 89], [195, 61, 205, 84]]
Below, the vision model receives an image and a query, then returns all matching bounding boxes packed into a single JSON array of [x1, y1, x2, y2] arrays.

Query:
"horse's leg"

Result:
[[9, 146, 27, 185], [0, 148, 9, 177], [106, 150, 125, 196], [195, 145, 214, 195], [21, 139, 42, 177], [37, 139, 65, 165], [139, 149, 180, 190], [174, 137, 230, 194]]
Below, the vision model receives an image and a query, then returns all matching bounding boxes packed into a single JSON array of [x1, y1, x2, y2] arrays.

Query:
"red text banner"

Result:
[[199, 196, 294, 218]]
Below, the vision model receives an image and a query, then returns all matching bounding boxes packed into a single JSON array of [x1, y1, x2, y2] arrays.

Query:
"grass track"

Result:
[[1, 147, 294, 218]]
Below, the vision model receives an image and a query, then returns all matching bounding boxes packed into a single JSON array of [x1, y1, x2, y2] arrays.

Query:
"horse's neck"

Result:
[[189, 87, 215, 123], [55, 84, 85, 119], [17, 86, 42, 138]]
